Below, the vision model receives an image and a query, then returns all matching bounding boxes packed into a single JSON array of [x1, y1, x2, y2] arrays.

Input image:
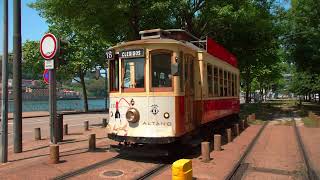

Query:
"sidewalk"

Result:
[[0, 126, 117, 180]]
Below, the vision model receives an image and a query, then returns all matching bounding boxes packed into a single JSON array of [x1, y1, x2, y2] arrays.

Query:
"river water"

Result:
[[8, 99, 108, 112]]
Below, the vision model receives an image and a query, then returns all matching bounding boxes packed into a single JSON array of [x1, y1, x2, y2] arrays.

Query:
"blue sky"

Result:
[[0, 0, 48, 54]]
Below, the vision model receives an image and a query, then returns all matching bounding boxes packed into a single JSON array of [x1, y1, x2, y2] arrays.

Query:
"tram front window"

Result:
[[122, 58, 145, 90], [151, 52, 172, 90]]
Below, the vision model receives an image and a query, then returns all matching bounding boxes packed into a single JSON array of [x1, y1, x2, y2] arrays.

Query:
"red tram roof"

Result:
[[206, 37, 238, 68]]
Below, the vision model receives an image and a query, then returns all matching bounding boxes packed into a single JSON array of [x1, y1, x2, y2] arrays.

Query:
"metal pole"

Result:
[[13, 0, 22, 153], [0, 0, 9, 163], [49, 66, 57, 144]]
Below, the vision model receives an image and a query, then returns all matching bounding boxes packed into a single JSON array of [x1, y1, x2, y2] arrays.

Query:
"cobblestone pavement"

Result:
[[0, 115, 319, 180], [4, 112, 108, 146]]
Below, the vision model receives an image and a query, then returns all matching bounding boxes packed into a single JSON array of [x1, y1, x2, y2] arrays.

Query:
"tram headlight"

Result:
[[126, 108, 140, 123], [164, 112, 170, 119]]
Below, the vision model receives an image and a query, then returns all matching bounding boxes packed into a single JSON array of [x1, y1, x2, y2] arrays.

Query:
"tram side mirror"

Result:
[[171, 62, 179, 76]]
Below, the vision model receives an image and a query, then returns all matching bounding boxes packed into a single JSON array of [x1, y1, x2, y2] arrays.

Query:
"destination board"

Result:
[[119, 49, 144, 59]]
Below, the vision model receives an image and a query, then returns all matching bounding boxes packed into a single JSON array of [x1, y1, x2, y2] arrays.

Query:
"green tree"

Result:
[[30, 0, 283, 104], [283, 0, 320, 102]]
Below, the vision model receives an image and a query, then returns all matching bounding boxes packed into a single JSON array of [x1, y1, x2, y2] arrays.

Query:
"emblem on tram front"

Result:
[[151, 104, 159, 115]]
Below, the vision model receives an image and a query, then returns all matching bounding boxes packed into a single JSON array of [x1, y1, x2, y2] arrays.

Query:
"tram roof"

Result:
[[110, 38, 203, 52]]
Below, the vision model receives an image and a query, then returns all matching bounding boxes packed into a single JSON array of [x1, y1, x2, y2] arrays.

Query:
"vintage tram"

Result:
[[106, 29, 240, 144]]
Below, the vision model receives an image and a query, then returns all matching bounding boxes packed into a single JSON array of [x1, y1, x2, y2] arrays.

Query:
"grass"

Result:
[[241, 99, 320, 126], [247, 119, 264, 125], [302, 117, 320, 128], [275, 120, 294, 126], [240, 99, 297, 121]]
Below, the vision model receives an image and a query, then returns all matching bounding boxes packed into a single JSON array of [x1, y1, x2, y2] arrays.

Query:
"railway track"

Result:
[[134, 163, 170, 180], [292, 115, 319, 180], [53, 155, 122, 180], [225, 120, 269, 180], [52, 149, 174, 180], [226, 114, 319, 180]]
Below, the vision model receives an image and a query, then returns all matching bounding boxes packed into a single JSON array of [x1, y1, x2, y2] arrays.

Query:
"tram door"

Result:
[[184, 56, 195, 131]]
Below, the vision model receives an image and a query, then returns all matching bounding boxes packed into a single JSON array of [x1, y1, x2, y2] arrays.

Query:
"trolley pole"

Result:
[[0, 0, 9, 163], [13, 0, 23, 153]]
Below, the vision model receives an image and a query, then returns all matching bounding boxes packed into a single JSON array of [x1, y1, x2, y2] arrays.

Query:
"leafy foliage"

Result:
[[27, 0, 295, 104]]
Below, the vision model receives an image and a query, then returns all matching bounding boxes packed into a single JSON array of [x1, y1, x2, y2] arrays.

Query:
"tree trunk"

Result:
[[79, 71, 88, 112], [129, 0, 140, 40], [244, 74, 251, 103], [245, 83, 250, 103]]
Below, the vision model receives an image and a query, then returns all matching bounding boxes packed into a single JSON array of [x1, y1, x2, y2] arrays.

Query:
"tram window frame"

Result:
[[150, 50, 174, 92], [121, 57, 146, 92], [219, 68, 223, 97], [207, 64, 213, 97], [109, 58, 119, 92], [213, 66, 219, 97]]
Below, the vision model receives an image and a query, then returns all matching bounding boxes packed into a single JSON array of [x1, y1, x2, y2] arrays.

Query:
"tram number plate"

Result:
[[119, 49, 144, 58], [105, 50, 115, 60]]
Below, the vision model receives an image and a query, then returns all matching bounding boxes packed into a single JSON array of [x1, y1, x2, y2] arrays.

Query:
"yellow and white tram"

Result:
[[106, 29, 240, 144]]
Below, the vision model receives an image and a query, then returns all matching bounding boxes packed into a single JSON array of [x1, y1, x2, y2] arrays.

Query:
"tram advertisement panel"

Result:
[[107, 96, 175, 137]]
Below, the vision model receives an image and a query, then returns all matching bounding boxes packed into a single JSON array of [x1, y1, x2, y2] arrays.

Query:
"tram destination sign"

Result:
[[119, 49, 144, 59]]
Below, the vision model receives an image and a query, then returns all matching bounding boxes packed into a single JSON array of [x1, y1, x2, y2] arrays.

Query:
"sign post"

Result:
[[40, 33, 58, 144]]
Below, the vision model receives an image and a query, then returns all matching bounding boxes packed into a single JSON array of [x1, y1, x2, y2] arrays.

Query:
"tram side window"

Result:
[[109, 59, 119, 92], [151, 52, 172, 88], [235, 74, 238, 96], [123, 58, 145, 89], [232, 73, 235, 96], [214, 66, 219, 96], [179, 51, 184, 92], [224, 71, 228, 96], [219, 69, 223, 96], [207, 64, 213, 96], [228, 72, 232, 96]]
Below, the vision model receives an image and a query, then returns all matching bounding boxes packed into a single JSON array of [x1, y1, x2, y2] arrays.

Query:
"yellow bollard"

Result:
[[172, 159, 192, 180]]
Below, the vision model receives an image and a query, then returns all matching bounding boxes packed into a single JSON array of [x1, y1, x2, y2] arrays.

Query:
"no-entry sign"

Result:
[[43, 69, 49, 84], [40, 33, 58, 60]]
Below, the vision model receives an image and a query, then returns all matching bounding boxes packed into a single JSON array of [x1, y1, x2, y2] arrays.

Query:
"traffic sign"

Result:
[[43, 69, 49, 84], [40, 33, 58, 60], [45, 60, 54, 69]]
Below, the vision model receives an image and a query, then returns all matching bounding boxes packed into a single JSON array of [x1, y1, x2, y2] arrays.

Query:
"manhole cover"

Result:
[[101, 170, 124, 177]]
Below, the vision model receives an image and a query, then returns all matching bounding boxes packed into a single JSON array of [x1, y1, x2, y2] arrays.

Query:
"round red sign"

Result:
[[40, 33, 58, 60], [43, 69, 49, 84]]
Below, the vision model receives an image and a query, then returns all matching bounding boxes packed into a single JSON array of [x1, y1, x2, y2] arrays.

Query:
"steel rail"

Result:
[[292, 115, 319, 180], [53, 155, 122, 180], [135, 163, 170, 180], [226, 121, 269, 180]]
